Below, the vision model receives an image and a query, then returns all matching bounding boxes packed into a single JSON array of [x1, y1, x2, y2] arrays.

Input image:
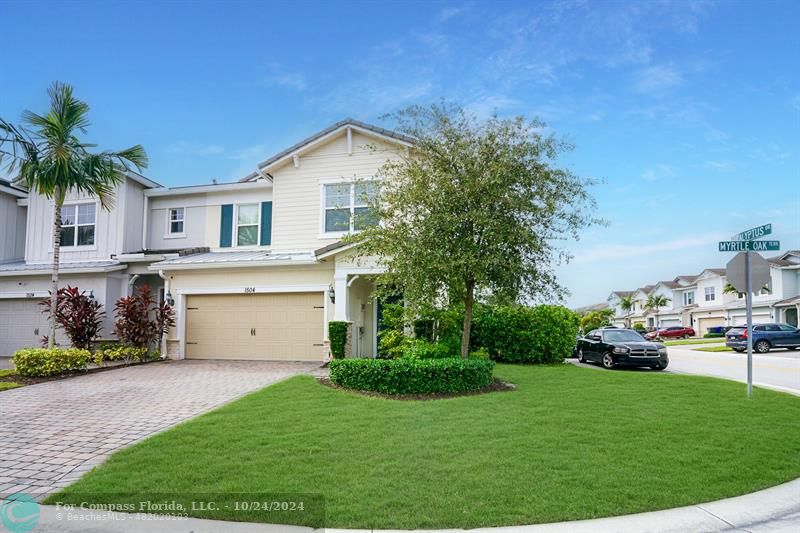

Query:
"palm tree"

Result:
[[0, 82, 147, 348], [619, 295, 634, 327], [644, 294, 671, 331]]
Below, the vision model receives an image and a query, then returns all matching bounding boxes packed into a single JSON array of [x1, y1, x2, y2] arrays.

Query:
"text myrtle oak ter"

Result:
[[718, 240, 780, 252]]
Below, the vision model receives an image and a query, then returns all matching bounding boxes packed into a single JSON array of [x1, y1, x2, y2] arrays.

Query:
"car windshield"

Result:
[[727, 327, 745, 335], [604, 330, 646, 342]]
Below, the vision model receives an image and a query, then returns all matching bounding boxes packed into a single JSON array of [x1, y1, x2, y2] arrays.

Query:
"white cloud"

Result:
[[634, 65, 685, 94], [640, 164, 674, 182]]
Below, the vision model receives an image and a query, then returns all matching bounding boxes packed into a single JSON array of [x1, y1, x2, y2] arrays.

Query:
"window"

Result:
[[683, 291, 695, 306], [236, 204, 259, 246], [323, 181, 379, 233], [168, 208, 185, 235], [778, 324, 796, 332], [60, 203, 96, 247], [704, 286, 715, 302]]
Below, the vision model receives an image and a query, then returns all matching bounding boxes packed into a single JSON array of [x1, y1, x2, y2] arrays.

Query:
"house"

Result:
[[0, 119, 411, 360]]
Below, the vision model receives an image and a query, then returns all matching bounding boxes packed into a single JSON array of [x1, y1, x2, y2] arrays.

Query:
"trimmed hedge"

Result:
[[13, 348, 91, 377], [328, 321, 349, 359], [472, 304, 579, 364], [329, 357, 495, 395]]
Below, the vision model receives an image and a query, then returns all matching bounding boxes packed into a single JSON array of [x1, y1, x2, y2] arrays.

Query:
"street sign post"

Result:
[[719, 223, 776, 398], [718, 240, 780, 252], [731, 223, 772, 242]]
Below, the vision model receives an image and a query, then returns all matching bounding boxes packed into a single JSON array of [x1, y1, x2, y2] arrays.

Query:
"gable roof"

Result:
[[240, 118, 414, 182], [674, 274, 699, 284], [657, 280, 681, 289], [610, 290, 634, 298]]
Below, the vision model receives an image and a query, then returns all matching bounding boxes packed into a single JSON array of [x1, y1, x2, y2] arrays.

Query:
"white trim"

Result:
[[147, 258, 314, 272], [55, 200, 99, 250], [177, 293, 186, 360], [0, 184, 27, 198], [142, 194, 149, 251], [0, 265, 127, 277], [144, 180, 271, 197], [233, 203, 261, 248], [372, 295, 378, 358], [176, 284, 329, 296], [319, 178, 378, 235], [0, 291, 49, 299], [315, 242, 358, 260], [164, 206, 186, 238]]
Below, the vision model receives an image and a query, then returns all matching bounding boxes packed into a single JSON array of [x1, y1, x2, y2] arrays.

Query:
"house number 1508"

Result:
[[244, 287, 256, 293]]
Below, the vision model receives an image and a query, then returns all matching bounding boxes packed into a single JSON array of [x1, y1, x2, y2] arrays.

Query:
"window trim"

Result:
[[704, 286, 716, 302], [56, 200, 98, 251], [164, 207, 186, 239], [233, 203, 261, 248], [683, 291, 695, 306], [319, 177, 378, 237]]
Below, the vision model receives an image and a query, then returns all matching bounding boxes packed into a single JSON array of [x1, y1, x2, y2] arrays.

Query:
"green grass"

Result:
[[663, 338, 725, 346], [47, 365, 800, 529], [0, 368, 22, 391], [696, 346, 735, 352], [0, 368, 16, 378]]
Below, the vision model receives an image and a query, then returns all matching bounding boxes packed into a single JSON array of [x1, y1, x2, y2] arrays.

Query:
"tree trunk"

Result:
[[460, 279, 475, 358], [48, 200, 62, 349]]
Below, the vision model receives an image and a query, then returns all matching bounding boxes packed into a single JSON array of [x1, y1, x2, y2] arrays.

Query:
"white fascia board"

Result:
[[1, 184, 27, 198], [315, 243, 358, 260], [145, 180, 271, 197], [176, 284, 328, 295], [147, 258, 320, 272], [0, 265, 127, 277]]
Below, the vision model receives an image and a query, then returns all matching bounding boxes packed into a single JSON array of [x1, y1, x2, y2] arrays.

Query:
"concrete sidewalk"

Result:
[[20, 477, 800, 533]]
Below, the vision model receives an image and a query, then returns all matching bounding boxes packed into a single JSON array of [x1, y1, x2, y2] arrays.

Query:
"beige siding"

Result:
[[0, 192, 26, 261], [270, 131, 403, 251]]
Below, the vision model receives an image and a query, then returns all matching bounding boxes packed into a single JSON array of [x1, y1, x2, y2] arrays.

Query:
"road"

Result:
[[667, 345, 800, 395]]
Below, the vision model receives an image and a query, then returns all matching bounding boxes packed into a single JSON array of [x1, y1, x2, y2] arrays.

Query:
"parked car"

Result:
[[577, 328, 668, 370], [725, 323, 800, 353], [644, 326, 696, 340]]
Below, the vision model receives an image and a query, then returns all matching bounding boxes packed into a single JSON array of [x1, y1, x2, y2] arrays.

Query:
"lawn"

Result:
[[0, 368, 22, 391], [47, 364, 800, 529], [663, 338, 724, 346], [696, 346, 735, 352]]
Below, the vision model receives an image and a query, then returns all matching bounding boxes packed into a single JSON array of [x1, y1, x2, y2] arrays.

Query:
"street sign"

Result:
[[726, 252, 771, 294], [718, 240, 780, 252], [731, 223, 772, 242]]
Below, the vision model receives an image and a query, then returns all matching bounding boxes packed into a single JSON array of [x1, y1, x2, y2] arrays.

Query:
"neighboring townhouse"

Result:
[[603, 252, 800, 335], [0, 119, 412, 360], [0, 178, 26, 263]]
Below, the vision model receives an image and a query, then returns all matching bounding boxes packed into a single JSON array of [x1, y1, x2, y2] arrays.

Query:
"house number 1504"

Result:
[[244, 287, 256, 294]]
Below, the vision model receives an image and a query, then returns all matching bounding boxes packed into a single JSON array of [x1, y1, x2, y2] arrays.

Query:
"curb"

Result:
[[30, 477, 800, 533]]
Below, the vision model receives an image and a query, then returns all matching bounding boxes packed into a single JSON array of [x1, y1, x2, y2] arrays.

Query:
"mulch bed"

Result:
[[316, 376, 516, 401], [0, 359, 166, 387]]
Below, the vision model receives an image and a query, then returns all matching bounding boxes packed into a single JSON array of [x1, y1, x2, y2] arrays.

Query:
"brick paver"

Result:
[[0, 360, 320, 499]]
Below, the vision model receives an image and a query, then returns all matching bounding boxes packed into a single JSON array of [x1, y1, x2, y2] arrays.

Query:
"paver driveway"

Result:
[[0, 360, 321, 499]]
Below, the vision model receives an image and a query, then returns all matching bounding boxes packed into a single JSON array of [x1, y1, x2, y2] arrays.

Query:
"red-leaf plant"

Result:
[[114, 284, 175, 353], [40, 286, 105, 350]]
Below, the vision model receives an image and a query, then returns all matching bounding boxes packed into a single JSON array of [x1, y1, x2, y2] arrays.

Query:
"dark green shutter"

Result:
[[260, 201, 272, 246], [220, 204, 233, 247]]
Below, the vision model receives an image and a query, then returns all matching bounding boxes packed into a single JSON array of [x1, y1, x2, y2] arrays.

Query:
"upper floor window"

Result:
[[169, 208, 185, 235], [236, 204, 259, 246], [323, 181, 378, 233], [60, 203, 95, 247], [683, 291, 695, 306], [704, 286, 715, 302]]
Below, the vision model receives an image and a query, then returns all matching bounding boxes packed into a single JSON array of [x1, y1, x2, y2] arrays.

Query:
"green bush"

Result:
[[328, 321, 349, 359], [93, 346, 150, 366], [704, 332, 724, 338], [12, 348, 91, 377], [471, 304, 579, 364], [469, 347, 490, 360], [633, 323, 646, 331], [329, 357, 495, 394], [400, 339, 453, 359]]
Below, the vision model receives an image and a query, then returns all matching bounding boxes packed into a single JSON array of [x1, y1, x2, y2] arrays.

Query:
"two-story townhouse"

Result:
[[626, 285, 654, 328], [607, 290, 634, 327], [771, 251, 800, 327], [0, 172, 168, 355], [647, 281, 682, 327], [146, 119, 412, 361], [688, 268, 731, 335]]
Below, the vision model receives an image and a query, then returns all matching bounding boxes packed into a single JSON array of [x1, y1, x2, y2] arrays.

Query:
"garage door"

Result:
[[696, 317, 725, 335], [185, 292, 325, 361], [0, 299, 50, 356], [730, 313, 771, 326]]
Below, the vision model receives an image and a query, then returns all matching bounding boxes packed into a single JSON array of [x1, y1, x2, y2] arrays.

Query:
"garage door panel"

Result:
[[186, 292, 324, 361], [0, 298, 51, 356]]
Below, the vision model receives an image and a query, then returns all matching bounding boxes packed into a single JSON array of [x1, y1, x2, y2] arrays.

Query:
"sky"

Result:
[[1, 0, 798, 307]]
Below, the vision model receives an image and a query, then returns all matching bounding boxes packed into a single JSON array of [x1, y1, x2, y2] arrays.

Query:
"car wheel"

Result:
[[601, 352, 615, 369], [683, 334, 690, 339], [755, 340, 771, 354], [578, 349, 586, 363], [651, 362, 667, 371]]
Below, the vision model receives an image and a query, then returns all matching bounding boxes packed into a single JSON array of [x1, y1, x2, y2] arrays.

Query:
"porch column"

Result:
[[334, 273, 349, 321]]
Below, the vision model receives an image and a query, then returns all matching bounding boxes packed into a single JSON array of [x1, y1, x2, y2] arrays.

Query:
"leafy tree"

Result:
[[0, 82, 147, 348], [619, 295, 634, 327], [579, 308, 614, 332], [644, 294, 671, 329], [349, 103, 601, 357], [723, 282, 769, 297]]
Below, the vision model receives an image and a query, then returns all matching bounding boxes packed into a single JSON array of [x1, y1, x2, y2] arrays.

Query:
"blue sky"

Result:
[[1, 0, 798, 307]]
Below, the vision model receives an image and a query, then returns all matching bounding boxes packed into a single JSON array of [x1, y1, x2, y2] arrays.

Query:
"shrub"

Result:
[[469, 347, 490, 360], [328, 321, 349, 359], [114, 285, 175, 352], [13, 348, 91, 377], [400, 339, 453, 359], [704, 332, 725, 338], [633, 323, 646, 331], [329, 357, 494, 395], [528, 305, 581, 364], [92, 346, 150, 367], [40, 286, 104, 349], [377, 303, 408, 358]]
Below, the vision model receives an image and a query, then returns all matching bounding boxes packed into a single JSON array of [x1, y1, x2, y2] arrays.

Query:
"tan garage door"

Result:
[[696, 317, 725, 335], [0, 298, 50, 356], [185, 292, 325, 361]]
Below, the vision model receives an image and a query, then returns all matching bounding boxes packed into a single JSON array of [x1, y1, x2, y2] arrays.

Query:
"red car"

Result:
[[645, 326, 696, 340]]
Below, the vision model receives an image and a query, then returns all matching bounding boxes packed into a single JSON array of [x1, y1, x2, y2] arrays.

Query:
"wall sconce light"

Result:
[[88, 290, 95, 300], [166, 292, 175, 306], [328, 284, 335, 303]]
